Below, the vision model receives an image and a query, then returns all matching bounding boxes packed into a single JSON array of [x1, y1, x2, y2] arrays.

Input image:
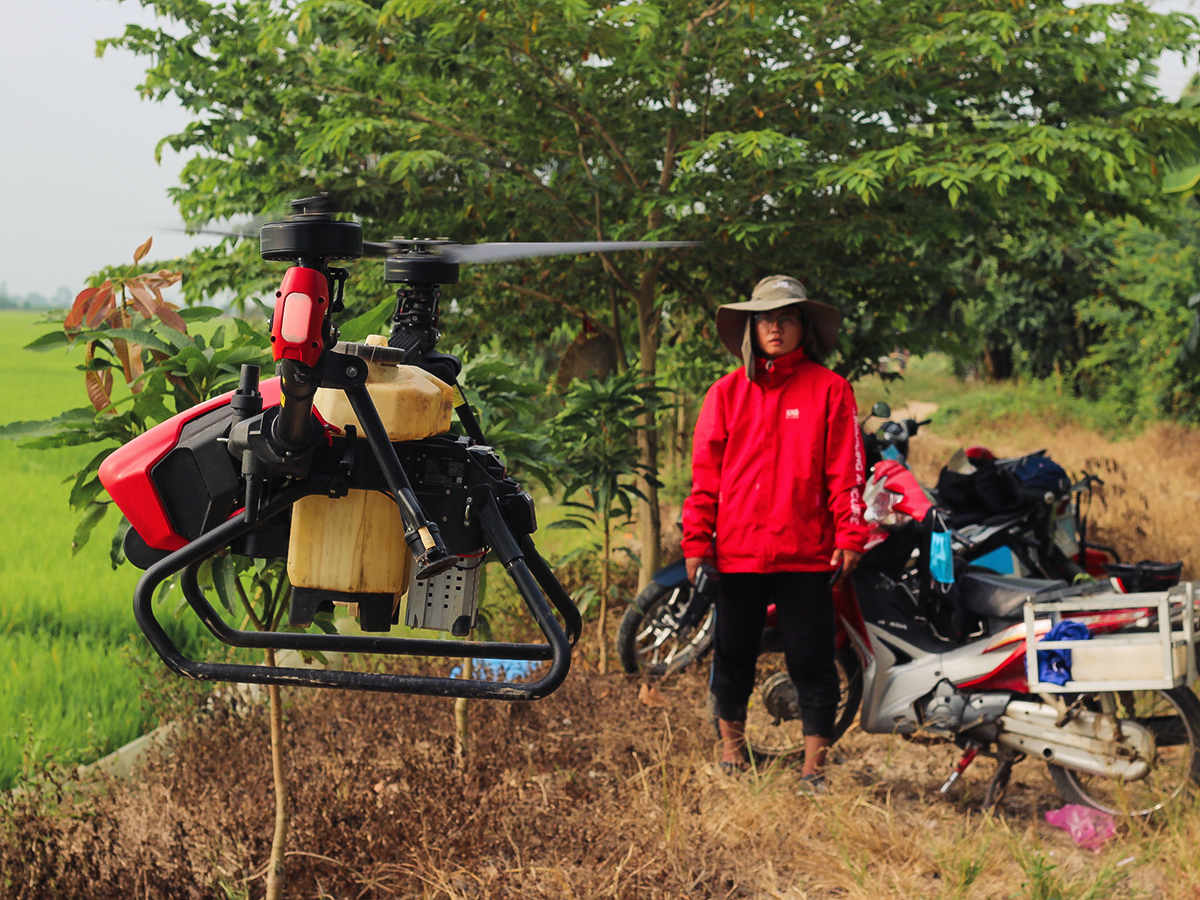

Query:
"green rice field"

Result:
[[0, 310, 215, 789]]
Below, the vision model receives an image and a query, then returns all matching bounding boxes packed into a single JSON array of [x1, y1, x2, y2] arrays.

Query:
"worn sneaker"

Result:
[[797, 773, 828, 796]]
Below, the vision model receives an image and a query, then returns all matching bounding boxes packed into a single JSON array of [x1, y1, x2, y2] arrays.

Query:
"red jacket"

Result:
[[681, 348, 867, 572]]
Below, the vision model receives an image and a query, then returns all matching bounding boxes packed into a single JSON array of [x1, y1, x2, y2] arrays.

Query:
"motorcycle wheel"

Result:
[[741, 644, 864, 760], [616, 581, 715, 676], [1047, 686, 1200, 816]]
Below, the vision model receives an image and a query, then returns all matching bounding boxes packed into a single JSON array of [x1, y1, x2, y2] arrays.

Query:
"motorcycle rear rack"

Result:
[[134, 483, 580, 700], [1023, 582, 1198, 693]]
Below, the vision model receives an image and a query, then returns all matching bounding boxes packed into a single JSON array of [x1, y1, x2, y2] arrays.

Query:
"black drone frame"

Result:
[[128, 195, 670, 699]]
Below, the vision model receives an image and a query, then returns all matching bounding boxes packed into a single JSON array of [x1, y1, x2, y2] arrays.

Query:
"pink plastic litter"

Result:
[[1044, 804, 1116, 851]]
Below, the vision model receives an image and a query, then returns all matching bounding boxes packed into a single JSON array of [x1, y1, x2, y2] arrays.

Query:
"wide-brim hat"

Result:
[[716, 275, 842, 369]]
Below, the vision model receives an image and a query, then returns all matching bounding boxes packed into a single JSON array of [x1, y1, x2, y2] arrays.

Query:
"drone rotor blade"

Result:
[[165, 225, 252, 240], [438, 240, 698, 265]]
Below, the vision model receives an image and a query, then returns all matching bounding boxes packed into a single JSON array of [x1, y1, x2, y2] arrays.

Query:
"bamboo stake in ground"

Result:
[[454, 657, 473, 769], [264, 649, 289, 900]]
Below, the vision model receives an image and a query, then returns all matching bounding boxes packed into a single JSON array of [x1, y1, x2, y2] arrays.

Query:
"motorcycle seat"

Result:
[[957, 569, 1068, 619], [957, 569, 1115, 620]]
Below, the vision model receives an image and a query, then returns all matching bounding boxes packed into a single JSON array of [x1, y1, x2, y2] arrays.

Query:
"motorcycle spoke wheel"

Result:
[[1046, 687, 1200, 817], [742, 646, 862, 761], [616, 584, 715, 676]]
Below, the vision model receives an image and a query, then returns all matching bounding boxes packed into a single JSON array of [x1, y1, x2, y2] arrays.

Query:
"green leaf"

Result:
[[110, 518, 130, 570], [0, 408, 96, 441], [1163, 162, 1200, 195], [178, 306, 225, 323], [337, 296, 395, 342], [24, 330, 71, 351], [71, 501, 109, 554], [211, 555, 239, 616]]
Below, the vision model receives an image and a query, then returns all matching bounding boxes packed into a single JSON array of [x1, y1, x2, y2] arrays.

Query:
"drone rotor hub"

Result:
[[260, 196, 363, 262], [384, 255, 459, 284]]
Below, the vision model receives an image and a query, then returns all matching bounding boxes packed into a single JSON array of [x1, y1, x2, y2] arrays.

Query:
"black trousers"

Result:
[[709, 571, 838, 739]]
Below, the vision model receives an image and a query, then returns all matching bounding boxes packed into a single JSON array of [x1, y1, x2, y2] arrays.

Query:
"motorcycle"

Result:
[[619, 399, 1163, 677], [727, 460, 1200, 815], [935, 448, 1120, 584]]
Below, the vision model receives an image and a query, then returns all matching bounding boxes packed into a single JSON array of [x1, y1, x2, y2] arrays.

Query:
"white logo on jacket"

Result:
[[785, 408, 800, 420]]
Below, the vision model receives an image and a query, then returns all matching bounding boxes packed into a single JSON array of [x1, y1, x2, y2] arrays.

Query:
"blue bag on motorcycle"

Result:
[[1009, 452, 1070, 501]]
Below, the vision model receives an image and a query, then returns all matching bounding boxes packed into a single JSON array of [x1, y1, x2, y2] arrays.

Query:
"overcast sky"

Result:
[[1, 0, 1197, 299]]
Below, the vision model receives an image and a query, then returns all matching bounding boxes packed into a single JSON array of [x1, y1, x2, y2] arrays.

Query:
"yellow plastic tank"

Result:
[[286, 335, 456, 622]]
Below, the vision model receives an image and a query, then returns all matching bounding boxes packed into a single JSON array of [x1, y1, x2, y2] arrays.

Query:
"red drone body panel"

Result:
[[269, 266, 329, 366], [99, 378, 284, 551]]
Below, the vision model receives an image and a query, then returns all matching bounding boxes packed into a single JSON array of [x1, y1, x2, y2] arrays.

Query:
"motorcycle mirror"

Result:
[[872, 401, 891, 419]]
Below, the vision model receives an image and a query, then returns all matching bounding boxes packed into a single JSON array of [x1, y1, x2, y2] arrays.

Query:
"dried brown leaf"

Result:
[[128, 342, 145, 391], [155, 300, 187, 333], [84, 284, 115, 329], [126, 280, 158, 320], [147, 282, 187, 332], [133, 236, 153, 264], [637, 683, 669, 708], [85, 352, 113, 410], [112, 337, 134, 385], [65, 286, 99, 331], [103, 298, 125, 329]]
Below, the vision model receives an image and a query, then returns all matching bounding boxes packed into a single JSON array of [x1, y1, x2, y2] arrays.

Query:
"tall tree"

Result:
[[107, 0, 1200, 584]]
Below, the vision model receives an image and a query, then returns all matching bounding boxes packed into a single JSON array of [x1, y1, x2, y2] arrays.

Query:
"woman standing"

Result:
[[681, 275, 867, 790]]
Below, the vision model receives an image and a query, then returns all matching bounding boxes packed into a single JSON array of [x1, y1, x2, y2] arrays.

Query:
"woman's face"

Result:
[[754, 307, 803, 359]]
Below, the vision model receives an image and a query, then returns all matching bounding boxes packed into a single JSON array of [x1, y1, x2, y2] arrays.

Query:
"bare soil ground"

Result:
[[4, 648, 1200, 899]]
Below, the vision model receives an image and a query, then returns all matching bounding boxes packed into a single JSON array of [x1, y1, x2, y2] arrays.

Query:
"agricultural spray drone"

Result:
[[99, 195, 693, 700]]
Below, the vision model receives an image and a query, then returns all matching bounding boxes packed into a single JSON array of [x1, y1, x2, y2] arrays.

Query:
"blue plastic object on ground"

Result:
[[449, 658, 538, 681], [1038, 619, 1091, 685]]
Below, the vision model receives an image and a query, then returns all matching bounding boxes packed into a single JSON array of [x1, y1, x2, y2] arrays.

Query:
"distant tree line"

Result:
[[0, 284, 72, 310]]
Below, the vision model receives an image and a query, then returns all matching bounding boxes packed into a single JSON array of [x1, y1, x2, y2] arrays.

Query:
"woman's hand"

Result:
[[685, 557, 712, 584], [829, 549, 862, 585]]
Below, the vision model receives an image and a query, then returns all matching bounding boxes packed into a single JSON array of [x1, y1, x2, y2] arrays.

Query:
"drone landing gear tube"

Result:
[[342, 377, 455, 579], [132, 493, 573, 700]]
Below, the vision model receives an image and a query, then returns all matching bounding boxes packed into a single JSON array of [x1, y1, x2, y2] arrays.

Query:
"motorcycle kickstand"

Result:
[[982, 751, 1024, 811]]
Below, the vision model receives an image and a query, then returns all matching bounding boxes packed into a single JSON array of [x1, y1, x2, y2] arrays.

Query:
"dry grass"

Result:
[[5, 654, 1200, 899]]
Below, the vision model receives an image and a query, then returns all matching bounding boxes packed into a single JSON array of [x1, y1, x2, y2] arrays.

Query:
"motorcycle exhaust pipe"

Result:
[[996, 699, 1154, 780]]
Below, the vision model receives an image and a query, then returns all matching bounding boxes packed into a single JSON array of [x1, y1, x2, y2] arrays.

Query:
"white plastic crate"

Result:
[[1023, 582, 1197, 693]]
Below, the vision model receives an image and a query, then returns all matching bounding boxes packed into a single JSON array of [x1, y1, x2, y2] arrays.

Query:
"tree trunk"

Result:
[[454, 657, 472, 769], [598, 522, 610, 674], [264, 648, 289, 900]]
